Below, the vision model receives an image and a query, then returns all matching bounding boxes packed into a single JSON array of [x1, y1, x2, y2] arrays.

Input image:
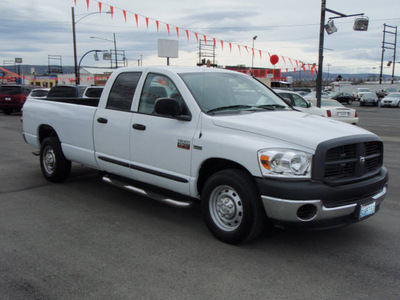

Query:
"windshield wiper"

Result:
[[207, 105, 254, 113], [256, 104, 288, 110]]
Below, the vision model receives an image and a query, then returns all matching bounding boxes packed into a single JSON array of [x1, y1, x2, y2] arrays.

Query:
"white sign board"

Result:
[[158, 39, 179, 58]]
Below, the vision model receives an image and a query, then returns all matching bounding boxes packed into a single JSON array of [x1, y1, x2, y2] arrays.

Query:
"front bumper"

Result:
[[255, 167, 388, 229]]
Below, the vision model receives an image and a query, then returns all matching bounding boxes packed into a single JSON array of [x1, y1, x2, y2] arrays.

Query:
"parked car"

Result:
[[47, 85, 88, 98], [0, 84, 35, 114], [27, 88, 50, 100], [328, 92, 355, 105], [83, 86, 104, 98], [303, 91, 329, 102], [353, 88, 371, 101], [380, 92, 400, 107], [319, 99, 358, 125], [360, 92, 379, 106], [275, 89, 326, 117], [376, 87, 397, 99]]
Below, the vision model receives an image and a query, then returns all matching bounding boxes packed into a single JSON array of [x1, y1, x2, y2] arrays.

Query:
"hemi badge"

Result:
[[194, 145, 202, 151], [177, 139, 190, 150]]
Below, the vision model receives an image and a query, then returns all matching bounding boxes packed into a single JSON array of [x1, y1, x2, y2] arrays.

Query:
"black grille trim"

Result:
[[312, 135, 383, 186]]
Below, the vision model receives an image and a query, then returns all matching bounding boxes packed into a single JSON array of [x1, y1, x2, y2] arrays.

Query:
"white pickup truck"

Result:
[[22, 66, 388, 244]]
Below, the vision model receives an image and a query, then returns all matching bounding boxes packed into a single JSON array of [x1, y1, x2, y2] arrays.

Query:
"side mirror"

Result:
[[154, 98, 191, 121]]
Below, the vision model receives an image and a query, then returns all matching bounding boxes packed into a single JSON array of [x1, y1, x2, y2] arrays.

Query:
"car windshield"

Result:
[[85, 87, 103, 98], [321, 100, 343, 107], [179, 71, 290, 114], [388, 93, 400, 97], [359, 89, 370, 92], [30, 90, 49, 97], [0, 86, 22, 95]]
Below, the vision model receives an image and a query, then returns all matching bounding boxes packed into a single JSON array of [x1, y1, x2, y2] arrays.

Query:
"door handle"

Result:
[[132, 123, 146, 131], [97, 117, 108, 124]]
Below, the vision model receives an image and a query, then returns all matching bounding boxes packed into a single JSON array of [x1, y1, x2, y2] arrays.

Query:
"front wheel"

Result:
[[201, 169, 268, 244], [40, 137, 71, 182], [347, 99, 353, 105]]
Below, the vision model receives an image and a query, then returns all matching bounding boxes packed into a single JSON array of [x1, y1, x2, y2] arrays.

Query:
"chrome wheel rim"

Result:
[[209, 185, 243, 231], [43, 146, 56, 175]]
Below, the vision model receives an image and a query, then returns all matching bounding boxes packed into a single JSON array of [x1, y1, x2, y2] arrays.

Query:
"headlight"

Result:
[[258, 149, 312, 178]]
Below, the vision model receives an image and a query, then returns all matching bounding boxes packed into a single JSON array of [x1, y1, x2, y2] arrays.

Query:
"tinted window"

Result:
[[31, 90, 49, 97], [107, 72, 141, 111], [292, 94, 308, 107], [0, 86, 22, 95], [48, 86, 78, 97], [85, 87, 103, 98]]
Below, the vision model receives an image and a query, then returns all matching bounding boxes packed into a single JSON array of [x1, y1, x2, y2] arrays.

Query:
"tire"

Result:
[[347, 99, 353, 105], [3, 109, 12, 115], [40, 137, 71, 182], [201, 169, 268, 244]]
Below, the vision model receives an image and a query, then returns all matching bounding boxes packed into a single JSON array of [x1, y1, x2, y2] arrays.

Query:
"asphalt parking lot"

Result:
[[1, 104, 399, 299]]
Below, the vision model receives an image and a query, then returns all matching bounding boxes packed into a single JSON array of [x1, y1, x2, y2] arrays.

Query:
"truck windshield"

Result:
[[179, 72, 290, 114]]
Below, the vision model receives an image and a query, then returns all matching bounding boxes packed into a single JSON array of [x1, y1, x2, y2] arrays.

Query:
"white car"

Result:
[[380, 92, 400, 107], [360, 92, 379, 106], [320, 99, 358, 125], [275, 90, 326, 117], [27, 88, 50, 100], [353, 88, 371, 101]]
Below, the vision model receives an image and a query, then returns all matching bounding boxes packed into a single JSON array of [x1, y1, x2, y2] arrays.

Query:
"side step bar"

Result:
[[102, 175, 193, 208]]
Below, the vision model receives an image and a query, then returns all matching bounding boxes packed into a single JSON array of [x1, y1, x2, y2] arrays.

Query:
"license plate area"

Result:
[[337, 112, 349, 117], [5, 97, 11, 101], [359, 202, 376, 219]]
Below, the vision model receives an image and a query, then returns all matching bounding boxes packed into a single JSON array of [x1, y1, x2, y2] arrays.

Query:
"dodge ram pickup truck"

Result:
[[22, 66, 388, 244]]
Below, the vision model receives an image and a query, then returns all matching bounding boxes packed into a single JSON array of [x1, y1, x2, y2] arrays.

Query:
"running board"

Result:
[[102, 175, 193, 208]]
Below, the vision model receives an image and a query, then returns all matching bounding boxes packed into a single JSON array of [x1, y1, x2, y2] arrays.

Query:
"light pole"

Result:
[[71, 8, 110, 85], [90, 34, 118, 69], [252, 36, 257, 70], [316, 0, 368, 107]]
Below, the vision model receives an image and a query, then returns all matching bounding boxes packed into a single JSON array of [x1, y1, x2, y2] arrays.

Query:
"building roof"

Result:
[[80, 67, 114, 75]]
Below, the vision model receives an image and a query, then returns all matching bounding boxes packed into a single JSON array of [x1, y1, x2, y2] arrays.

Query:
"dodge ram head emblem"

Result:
[[359, 156, 366, 165]]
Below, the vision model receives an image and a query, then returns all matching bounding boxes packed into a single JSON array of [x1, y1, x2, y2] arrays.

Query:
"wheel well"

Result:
[[197, 158, 251, 196], [38, 125, 59, 145]]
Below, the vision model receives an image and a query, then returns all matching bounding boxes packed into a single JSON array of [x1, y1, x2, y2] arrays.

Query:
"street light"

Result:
[[71, 7, 111, 85], [252, 36, 257, 70], [77, 50, 107, 84], [316, 0, 368, 107], [90, 34, 118, 69]]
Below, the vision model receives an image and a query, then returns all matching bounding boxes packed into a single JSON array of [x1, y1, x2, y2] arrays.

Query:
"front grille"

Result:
[[313, 137, 383, 185]]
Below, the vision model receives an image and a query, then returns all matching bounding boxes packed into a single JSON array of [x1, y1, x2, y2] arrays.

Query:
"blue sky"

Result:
[[1, 0, 399, 75]]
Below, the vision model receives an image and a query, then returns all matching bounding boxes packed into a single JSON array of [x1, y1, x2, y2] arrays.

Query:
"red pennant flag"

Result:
[[220, 40, 224, 50], [176, 27, 179, 39], [244, 46, 249, 53], [123, 10, 127, 23], [259, 50, 262, 59], [229, 42, 232, 53], [166, 24, 170, 35], [213, 38, 216, 46], [146, 17, 149, 29], [252, 48, 255, 56], [195, 32, 199, 42], [288, 58, 293, 65], [303, 65, 306, 75], [86, 0, 90, 10], [203, 35, 207, 44], [238, 45, 241, 54], [74, 0, 76, 5], [110, 6, 114, 18], [296, 60, 299, 68], [156, 20, 159, 32], [294, 68, 297, 75], [282, 56, 286, 65], [135, 14, 138, 26], [186, 30, 189, 41], [286, 68, 289, 76]]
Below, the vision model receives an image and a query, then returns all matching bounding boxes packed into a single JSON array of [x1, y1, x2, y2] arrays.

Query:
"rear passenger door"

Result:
[[93, 72, 142, 178]]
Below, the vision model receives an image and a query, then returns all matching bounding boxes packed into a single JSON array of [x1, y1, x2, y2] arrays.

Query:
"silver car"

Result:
[[380, 92, 400, 107], [360, 92, 378, 106]]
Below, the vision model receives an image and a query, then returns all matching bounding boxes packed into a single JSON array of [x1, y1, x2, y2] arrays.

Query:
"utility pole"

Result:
[[379, 24, 397, 84]]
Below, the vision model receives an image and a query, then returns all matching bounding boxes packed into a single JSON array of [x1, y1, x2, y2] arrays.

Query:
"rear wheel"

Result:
[[347, 99, 353, 105], [40, 137, 71, 182], [201, 169, 268, 244]]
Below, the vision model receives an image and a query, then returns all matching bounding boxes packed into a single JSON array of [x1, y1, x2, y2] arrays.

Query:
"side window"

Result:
[[292, 94, 308, 108], [138, 73, 187, 115], [106, 72, 141, 111], [278, 93, 292, 105]]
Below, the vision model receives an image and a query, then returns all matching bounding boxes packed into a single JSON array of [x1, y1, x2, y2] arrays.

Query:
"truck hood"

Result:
[[211, 111, 372, 150]]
